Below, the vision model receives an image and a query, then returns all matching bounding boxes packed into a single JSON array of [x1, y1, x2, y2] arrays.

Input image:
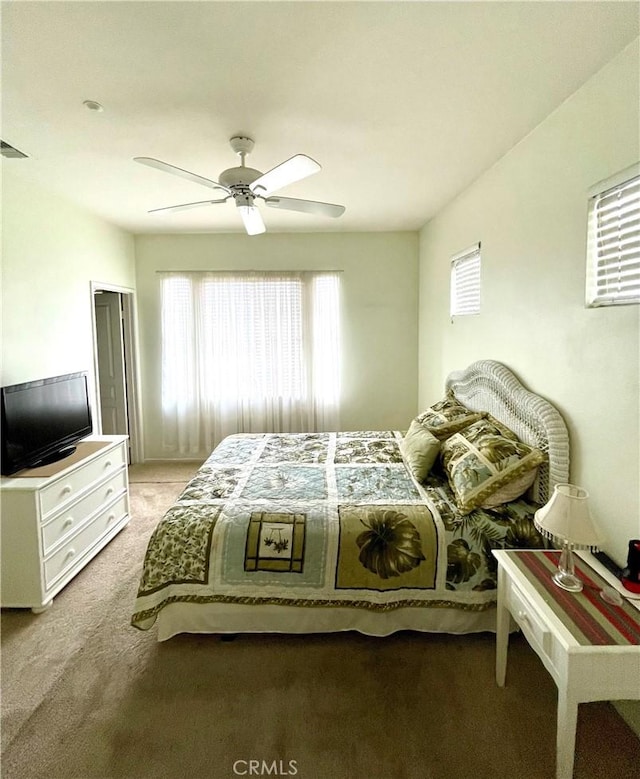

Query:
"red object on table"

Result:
[[622, 539, 640, 593]]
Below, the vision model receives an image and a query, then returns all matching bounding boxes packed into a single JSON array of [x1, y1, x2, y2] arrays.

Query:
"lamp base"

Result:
[[553, 570, 583, 592]]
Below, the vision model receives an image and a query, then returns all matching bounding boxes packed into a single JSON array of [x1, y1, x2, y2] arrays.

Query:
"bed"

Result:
[[131, 360, 569, 640]]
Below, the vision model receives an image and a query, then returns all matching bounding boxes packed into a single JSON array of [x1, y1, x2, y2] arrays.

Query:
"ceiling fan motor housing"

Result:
[[218, 166, 263, 190]]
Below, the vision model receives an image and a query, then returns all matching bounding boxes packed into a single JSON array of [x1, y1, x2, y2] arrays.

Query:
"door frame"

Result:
[[90, 281, 143, 463]]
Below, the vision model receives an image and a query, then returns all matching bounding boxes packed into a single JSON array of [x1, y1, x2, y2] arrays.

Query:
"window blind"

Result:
[[586, 168, 640, 307], [450, 242, 481, 317], [159, 271, 341, 454]]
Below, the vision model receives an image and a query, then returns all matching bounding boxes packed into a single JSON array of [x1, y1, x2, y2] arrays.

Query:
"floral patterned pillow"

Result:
[[440, 418, 546, 514], [415, 392, 485, 441]]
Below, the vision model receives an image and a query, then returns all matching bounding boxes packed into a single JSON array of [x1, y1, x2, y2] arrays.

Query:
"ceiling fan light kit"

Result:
[[134, 136, 345, 235], [237, 204, 266, 236]]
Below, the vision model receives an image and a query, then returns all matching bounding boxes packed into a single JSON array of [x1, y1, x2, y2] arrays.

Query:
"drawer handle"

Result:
[[65, 548, 76, 559], [105, 487, 114, 497], [105, 460, 112, 468], [107, 513, 116, 524], [62, 517, 74, 529], [61, 485, 72, 495], [517, 610, 530, 625]]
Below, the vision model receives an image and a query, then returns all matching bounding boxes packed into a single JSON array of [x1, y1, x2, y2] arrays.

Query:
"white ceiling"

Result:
[[2, 1, 638, 235]]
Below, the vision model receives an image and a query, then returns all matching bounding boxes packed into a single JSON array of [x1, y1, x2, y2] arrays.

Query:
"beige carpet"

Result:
[[127, 460, 204, 483], [1, 463, 639, 779]]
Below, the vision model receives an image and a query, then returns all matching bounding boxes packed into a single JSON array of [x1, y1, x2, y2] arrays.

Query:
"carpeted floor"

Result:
[[127, 460, 204, 483], [1, 463, 638, 779]]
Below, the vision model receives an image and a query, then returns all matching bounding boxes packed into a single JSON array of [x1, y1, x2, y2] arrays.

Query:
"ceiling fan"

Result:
[[134, 136, 345, 235]]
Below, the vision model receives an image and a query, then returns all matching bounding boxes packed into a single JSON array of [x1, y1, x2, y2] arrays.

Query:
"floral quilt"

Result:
[[131, 431, 545, 630]]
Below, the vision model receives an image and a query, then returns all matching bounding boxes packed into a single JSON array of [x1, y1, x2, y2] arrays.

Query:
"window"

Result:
[[160, 271, 340, 454], [450, 242, 481, 317], [586, 165, 640, 307]]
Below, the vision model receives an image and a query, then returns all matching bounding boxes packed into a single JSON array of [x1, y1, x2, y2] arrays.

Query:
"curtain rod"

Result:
[[155, 269, 344, 275]]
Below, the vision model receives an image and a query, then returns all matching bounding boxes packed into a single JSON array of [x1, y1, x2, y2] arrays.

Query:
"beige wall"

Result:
[[418, 41, 639, 567], [134, 231, 419, 460], [1, 170, 136, 399]]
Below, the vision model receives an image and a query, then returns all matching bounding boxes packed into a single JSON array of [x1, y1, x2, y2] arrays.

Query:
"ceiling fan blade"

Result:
[[238, 204, 266, 235], [250, 154, 321, 197], [134, 157, 230, 193], [264, 196, 345, 218], [149, 198, 229, 214]]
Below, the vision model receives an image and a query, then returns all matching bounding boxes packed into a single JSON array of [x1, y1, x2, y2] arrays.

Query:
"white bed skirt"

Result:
[[155, 602, 499, 641]]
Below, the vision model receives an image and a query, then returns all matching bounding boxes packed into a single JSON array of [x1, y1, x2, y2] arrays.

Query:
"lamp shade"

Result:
[[534, 484, 604, 550]]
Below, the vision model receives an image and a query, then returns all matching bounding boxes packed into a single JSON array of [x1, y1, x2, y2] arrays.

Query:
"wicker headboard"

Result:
[[445, 360, 569, 504]]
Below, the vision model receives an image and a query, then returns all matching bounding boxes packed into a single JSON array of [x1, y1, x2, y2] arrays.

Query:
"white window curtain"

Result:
[[586, 166, 640, 307], [160, 271, 340, 455], [450, 242, 481, 318]]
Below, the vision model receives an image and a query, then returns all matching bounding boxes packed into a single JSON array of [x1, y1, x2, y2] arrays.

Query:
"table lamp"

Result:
[[534, 484, 604, 592]]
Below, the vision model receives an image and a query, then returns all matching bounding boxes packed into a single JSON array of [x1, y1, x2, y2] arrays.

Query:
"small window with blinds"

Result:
[[586, 165, 640, 307], [450, 242, 481, 317]]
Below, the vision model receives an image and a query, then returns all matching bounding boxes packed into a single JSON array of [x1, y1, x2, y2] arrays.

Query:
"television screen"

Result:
[[1, 372, 93, 475]]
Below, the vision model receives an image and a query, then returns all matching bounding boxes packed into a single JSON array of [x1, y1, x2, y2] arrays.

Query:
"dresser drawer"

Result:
[[508, 579, 554, 660], [43, 494, 128, 588], [38, 444, 127, 518], [41, 469, 128, 554]]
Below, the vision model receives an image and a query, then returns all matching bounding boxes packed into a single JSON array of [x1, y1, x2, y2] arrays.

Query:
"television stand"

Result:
[[0, 435, 130, 612]]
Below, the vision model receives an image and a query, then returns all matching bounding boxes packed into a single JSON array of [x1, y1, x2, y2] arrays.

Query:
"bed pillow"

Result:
[[415, 392, 485, 441], [474, 415, 539, 506], [440, 418, 546, 513], [400, 420, 441, 481], [479, 468, 538, 509]]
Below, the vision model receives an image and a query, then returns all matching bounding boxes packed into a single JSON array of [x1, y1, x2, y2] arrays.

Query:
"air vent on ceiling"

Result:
[[1, 140, 29, 159]]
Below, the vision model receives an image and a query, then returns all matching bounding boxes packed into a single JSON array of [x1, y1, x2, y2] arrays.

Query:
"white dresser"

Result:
[[0, 435, 130, 612]]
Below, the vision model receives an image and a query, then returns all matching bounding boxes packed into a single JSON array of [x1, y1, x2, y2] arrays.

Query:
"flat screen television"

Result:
[[1, 371, 93, 475]]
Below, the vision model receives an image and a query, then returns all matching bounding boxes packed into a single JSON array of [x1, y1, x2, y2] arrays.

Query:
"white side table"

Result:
[[493, 549, 640, 779]]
